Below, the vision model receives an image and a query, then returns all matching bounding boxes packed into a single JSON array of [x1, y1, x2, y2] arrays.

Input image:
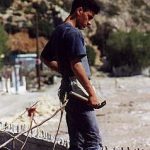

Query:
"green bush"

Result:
[[131, 0, 146, 8], [105, 30, 150, 75], [145, 5, 150, 15], [50, 7, 63, 27], [0, 24, 8, 55], [52, 0, 71, 12], [86, 45, 96, 66], [91, 22, 114, 56], [38, 20, 54, 38], [0, 0, 13, 10], [0, 24, 8, 68], [104, 4, 120, 17], [24, 6, 33, 14], [140, 14, 150, 24], [32, 1, 48, 14], [28, 19, 54, 39], [4, 23, 20, 34], [132, 15, 140, 24]]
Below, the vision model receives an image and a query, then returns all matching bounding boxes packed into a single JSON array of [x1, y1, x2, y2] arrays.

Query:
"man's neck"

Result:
[[64, 15, 77, 28]]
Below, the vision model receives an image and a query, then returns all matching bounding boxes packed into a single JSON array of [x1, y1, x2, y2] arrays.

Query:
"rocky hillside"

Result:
[[0, 0, 150, 52], [95, 0, 150, 32]]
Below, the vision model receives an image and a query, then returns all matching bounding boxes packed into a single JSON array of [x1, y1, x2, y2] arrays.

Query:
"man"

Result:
[[41, 0, 103, 149]]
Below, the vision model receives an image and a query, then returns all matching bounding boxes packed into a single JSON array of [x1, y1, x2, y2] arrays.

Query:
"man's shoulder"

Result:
[[56, 23, 81, 37]]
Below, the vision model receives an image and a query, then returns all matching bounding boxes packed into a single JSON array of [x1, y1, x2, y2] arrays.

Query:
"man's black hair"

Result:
[[70, 0, 101, 14]]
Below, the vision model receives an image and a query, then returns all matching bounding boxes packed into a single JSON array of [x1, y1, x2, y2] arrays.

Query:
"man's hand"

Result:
[[88, 95, 101, 109], [88, 95, 106, 109], [69, 91, 106, 109]]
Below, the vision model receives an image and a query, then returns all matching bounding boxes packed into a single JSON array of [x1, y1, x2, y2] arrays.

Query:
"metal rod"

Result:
[[35, 11, 41, 90]]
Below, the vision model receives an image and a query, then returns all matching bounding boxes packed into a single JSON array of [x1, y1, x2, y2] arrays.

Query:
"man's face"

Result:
[[76, 8, 95, 30]]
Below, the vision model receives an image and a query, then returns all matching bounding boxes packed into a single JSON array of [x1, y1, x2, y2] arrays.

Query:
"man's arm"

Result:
[[40, 56, 58, 72], [70, 58, 101, 106]]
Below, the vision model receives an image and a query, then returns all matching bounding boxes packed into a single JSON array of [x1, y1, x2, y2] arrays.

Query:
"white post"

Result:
[[7, 78, 11, 93], [2, 77, 5, 92], [15, 65, 20, 94]]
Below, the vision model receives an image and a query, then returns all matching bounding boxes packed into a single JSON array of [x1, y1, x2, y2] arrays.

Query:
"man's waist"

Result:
[[62, 76, 91, 81]]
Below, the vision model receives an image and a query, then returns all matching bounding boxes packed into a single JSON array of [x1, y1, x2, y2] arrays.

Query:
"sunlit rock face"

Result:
[[1, 0, 149, 33]]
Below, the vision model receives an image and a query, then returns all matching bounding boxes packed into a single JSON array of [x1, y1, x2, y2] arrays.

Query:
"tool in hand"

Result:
[[69, 91, 106, 109]]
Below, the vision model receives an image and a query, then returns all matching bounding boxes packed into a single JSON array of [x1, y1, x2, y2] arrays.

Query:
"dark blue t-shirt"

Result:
[[41, 23, 91, 78]]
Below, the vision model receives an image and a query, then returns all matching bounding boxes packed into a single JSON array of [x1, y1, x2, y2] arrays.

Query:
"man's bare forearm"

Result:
[[70, 59, 95, 96], [71, 58, 101, 106]]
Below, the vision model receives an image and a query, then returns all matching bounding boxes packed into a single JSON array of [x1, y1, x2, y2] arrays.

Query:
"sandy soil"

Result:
[[0, 75, 150, 149]]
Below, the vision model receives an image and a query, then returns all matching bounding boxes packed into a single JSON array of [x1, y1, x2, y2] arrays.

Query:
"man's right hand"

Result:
[[88, 95, 106, 109], [88, 95, 101, 109]]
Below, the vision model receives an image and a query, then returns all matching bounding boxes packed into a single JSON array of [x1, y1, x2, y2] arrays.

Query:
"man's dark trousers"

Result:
[[66, 98, 102, 150]]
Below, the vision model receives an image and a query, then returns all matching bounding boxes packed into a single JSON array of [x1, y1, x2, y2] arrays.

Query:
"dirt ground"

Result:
[[0, 75, 150, 149]]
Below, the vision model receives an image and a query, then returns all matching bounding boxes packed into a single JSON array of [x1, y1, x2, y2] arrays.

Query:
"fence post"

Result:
[[4, 122, 8, 130], [12, 139, 15, 150]]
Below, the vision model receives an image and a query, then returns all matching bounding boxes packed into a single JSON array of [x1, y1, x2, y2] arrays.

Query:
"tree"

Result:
[[86, 45, 96, 66], [0, 24, 8, 56], [91, 22, 114, 56], [105, 29, 150, 76], [0, 0, 13, 10], [0, 24, 8, 68]]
